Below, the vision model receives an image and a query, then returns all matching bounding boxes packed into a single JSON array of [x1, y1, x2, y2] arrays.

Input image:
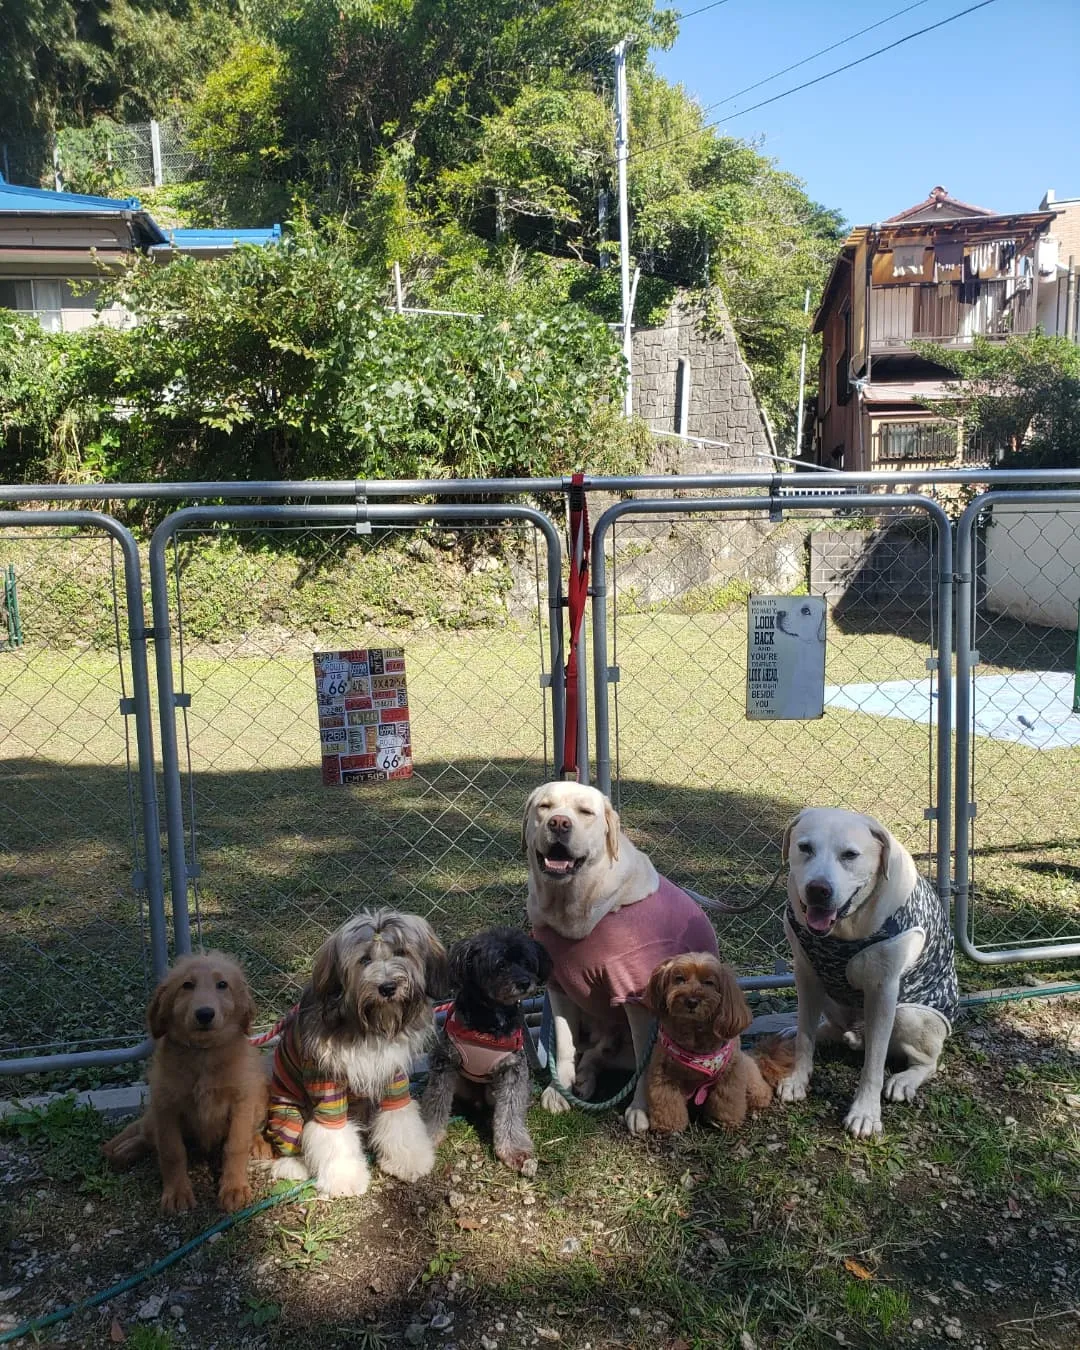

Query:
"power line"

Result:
[[698, 0, 935, 114], [674, 0, 735, 19], [629, 0, 1000, 162]]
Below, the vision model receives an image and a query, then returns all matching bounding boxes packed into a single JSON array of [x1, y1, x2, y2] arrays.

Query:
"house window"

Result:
[[875, 420, 958, 463], [0, 278, 100, 332], [675, 357, 691, 436]]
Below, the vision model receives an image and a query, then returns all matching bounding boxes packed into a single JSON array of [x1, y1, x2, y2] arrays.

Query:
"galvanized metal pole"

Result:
[[613, 38, 634, 418], [795, 286, 812, 456]]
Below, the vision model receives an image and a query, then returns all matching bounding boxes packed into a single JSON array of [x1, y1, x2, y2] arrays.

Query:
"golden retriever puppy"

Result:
[[644, 953, 792, 1133], [102, 952, 270, 1213]]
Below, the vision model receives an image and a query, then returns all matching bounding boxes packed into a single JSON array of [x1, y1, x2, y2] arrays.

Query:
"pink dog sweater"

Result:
[[532, 876, 719, 1026]]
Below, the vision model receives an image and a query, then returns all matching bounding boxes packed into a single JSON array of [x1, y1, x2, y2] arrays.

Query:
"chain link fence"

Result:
[[592, 494, 949, 979], [151, 510, 562, 1027], [2, 475, 1079, 1081], [3, 116, 196, 193], [956, 492, 1080, 965], [0, 519, 159, 1070]]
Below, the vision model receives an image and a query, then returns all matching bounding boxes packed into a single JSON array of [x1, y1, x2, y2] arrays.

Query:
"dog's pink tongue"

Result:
[[543, 856, 574, 875], [805, 906, 836, 934]]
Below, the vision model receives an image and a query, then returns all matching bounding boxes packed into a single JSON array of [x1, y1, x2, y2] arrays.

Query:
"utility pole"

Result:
[[794, 286, 812, 458], [613, 37, 633, 418]]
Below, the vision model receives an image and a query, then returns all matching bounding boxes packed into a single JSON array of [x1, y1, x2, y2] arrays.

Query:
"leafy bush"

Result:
[[0, 226, 649, 491]]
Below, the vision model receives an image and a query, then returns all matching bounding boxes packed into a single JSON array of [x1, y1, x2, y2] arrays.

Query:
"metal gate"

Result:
[[148, 502, 565, 1024], [591, 493, 953, 985], [955, 490, 1080, 965], [0, 511, 166, 1075]]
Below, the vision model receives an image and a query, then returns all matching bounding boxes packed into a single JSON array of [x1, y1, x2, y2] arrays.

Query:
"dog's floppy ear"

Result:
[[780, 812, 803, 865], [232, 973, 255, 1036], [530, 936, 553, 985], [643, 957, 676, 1015], [447, 936, 476, 994], [521, 786, 542, 856], [711, 963, 752, 1040], [604, 798, 621, 862], [867, 819, 892, 882], [422, 928, 451, 1002], [310, 932, 345, 1024], [147, 969, 179, 1040]]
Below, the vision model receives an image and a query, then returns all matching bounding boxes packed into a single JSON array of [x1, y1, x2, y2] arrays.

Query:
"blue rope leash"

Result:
[[0, 1181, 312, 1346]]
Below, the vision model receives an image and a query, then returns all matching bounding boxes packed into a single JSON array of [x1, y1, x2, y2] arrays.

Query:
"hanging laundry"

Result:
[[999, 241, 1016, 272], [958, 280, 981, 306], [935, 240, 963, 267], [892, 243, 926, 277]]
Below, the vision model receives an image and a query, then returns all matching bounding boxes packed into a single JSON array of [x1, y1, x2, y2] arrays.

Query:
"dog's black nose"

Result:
[[378, 981, 398, 998], [548, 813, 572, 834], [195, 1006, 215, 1026], [683, 997, 699, 1011], [806, 881, 833, 905]]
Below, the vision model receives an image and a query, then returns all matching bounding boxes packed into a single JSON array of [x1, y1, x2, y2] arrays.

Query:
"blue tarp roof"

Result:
[[155, 226, 282, 250], [0, 174, 279, 252], [0, 177, 144, 214]]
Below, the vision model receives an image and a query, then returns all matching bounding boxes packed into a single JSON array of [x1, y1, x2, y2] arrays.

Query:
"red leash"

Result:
[[563, 472, 590, 779]]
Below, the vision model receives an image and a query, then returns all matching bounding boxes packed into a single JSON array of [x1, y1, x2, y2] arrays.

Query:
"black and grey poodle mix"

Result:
[[421, 927, 551, 1172]]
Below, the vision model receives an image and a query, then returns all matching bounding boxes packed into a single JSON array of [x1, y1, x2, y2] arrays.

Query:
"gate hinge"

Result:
[[119, 696, 136, 716], [967, 802, 978, 819], [923, 807, 939, 821], [174, 692, 192, 709], [953, 571, 971, 586], [539, 673, 552, 689], [131, 869, 146, 892], [186, 862, 202, 881], [924, 657, 938, 672], [969, 650, 980, 666], [607, 665, 621, 683]]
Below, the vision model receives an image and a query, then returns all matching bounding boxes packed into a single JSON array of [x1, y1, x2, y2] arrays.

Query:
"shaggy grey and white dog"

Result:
[[269, 908, 449, 1197], [421, 927, 551, 1172]]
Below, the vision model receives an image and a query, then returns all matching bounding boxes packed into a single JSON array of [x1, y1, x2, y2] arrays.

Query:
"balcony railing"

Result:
[[869, 278, 1035, 352], [871, 420, 1005, 469]]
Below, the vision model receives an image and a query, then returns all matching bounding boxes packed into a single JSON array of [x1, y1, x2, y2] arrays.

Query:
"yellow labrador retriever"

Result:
[[524, 781, 718, 1135], [777, 807, 957, 1137]]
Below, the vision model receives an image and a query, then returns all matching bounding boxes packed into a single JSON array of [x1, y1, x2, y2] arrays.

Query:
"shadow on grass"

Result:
[[833, 601, 1076, 677], [0, 757, 801, 1054]]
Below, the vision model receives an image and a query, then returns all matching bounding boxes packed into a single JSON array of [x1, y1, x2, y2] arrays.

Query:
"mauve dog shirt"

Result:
[[533, 876, 719, 1025]]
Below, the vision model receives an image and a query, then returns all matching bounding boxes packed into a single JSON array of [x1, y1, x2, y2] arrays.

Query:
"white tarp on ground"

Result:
[[824, 672, 1080, 750]]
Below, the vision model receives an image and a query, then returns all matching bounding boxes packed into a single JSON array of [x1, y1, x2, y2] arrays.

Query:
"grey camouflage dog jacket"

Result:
[[787, 873, 959, 1030]]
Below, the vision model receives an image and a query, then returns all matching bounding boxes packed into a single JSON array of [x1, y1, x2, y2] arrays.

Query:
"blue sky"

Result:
[[652, 0, 1080, 228]]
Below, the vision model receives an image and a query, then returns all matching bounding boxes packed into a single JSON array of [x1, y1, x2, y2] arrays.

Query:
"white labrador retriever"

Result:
[[523, 781, 718, 1136], [777, 807, 957, 1137]]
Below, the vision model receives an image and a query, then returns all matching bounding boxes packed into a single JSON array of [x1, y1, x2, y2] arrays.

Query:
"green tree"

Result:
[[920, 334, 1080, 469]]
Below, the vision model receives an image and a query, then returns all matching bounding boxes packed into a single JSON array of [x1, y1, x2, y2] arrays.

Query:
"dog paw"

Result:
[[316, 1160, 370, 1198], [218, 1180, 253, 1213], [624, 1106, 650, 1136], [842, 1029, 864, 1051], [572, 1071, 597, 1100], [884, 1070, 922, 1103], [776, 1075, 809, 1104], [271, 1156, 311, 1183], [843, 1102, 883, 1138], [250, 1134, 274, 1162], [496, 1146, 534, 1173], [160, 1179, 196, 1214], [378, 1147, 434, 1184], [540, 1085, 572, 1114]]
